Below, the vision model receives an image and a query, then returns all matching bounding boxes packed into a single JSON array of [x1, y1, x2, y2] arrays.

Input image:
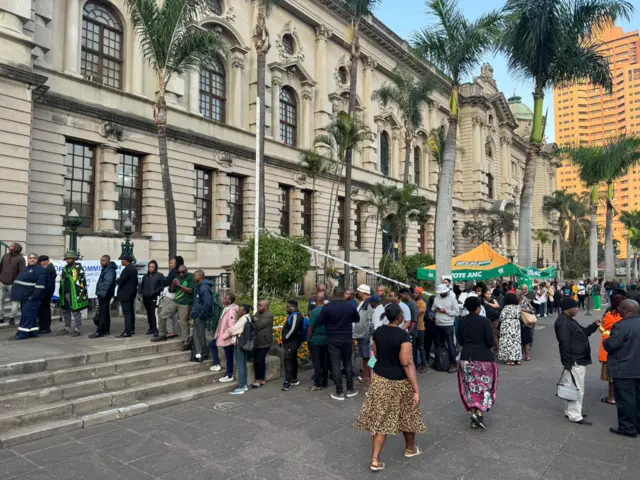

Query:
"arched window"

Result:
[[487, 173, 494, 199], [280, 87, 297, 146], [414, 146, 421, 186], [380, 131, 390, 176], [485, 140, 493, 158], [282, 34, 295, 55], [199, 56, 226, 122], [81, 2, 123, 89]]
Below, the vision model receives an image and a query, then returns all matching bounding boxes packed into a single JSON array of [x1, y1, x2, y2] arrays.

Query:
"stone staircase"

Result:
[[0, 339, 278, 448]]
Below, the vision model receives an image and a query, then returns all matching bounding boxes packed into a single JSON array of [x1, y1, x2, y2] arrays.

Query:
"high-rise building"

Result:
[[555, 26, 640, 261]]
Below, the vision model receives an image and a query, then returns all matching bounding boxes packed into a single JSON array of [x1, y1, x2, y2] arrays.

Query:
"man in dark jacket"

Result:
[[10, 253, 45, 340], [89, 255, 117, 338], [604, 299, 640, 438], [554, 297, 600, 425], [251, 299, 274, 388], [116, 255, 138, 337], [317, 287, 360, 400], [191, 270, 213, 362], [37, 256, 57, 334], [139, 261, 164, 336], [0, 242, 25, 325], [163, 256, 184, 338], [281, 299, 304, 392], [625, 284, 640, 303]]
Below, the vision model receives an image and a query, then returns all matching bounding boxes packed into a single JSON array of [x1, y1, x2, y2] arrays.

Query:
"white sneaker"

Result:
[[219, 375, 234, 383], [210, 365, 221, 372], [243, 385, 249, 392], [230, 387, 245, 395]]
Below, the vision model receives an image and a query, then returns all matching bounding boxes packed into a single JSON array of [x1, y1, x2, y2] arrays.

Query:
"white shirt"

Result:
[[398, 302, 411, 329], [372, 304, 387, 331]]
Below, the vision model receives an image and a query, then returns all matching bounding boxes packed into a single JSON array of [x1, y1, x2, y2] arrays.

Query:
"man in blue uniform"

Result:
[[10, 253, 46, 340]]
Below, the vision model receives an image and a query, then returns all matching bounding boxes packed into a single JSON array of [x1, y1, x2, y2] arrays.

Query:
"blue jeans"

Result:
[[436, 325, 456, 366], [234, 345, 248, 388], [538, 301, 546, 317], [223, 345, 234, 378], [209, 338, 220, 366]]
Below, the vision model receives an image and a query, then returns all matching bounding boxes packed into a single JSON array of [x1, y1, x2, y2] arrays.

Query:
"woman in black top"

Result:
[[140, 260, 165, 335], [457, 297, 499, 430], [353, 303, 426, 472]]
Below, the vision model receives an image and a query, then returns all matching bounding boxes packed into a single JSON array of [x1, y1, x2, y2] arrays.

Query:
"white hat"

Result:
[[356, 284, 371, 295], [436, 283, 450, 294]]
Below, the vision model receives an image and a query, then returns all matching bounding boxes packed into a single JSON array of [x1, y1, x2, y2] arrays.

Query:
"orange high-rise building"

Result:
[[555, 26, 640, 262]]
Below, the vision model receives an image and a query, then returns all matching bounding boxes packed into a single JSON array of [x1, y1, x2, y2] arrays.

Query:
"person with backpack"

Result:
[[282, 299, 306, 391], [354, 284, 374, 385], [190, 270, 214, 363], [229, 304, 253, 395], [308, 291, 330, 392]]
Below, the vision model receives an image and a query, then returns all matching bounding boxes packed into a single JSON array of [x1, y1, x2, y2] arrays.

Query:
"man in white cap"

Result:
[[353, 284, 374, 385], [432, 283, 460, 373]]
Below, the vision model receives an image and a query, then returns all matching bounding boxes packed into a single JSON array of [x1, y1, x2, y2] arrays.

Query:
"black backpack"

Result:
[[434, 344, 450, 372]]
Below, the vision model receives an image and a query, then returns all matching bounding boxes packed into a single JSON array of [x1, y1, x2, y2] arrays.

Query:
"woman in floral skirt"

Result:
[[457, 297, 499, 429], [354, 303, 426, 472]]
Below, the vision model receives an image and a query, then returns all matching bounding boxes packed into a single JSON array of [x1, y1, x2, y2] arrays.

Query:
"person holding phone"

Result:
[[354, 303, 425, 472]]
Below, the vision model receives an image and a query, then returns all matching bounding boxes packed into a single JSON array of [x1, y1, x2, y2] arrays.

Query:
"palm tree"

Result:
[[411, 0, 502, 281], [388, 183, 430, 256], [501, 0, 634, 268], [341, 0, 382, 288], [358, 182, 397, 272], [125, 0, 225, 260], [542, 190, 587, 274], [372, 68, 439, 184], [251, 0, 276, 228], [314, 112, 372, 277], [565, 143, 608, 279], [535, 230, 550, 267], [619, 210, 640, 282]]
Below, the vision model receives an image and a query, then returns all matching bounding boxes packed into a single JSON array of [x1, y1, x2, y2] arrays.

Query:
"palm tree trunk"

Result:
[[257, 50, 267, 229], [323, 165, 344, 277], [605, 184, 615, 279], [434, 115, 458, 281], [372, 215, 379, 274], [403, 130, 411, 184], [312, 178, 318, 271], [627, 236, 632, 283], [634, 251, 638, 280], [518, 145, 538, 267], [589, 194, 598, 279], [343, 24, 360, 290], [154, 91, 177, 261]]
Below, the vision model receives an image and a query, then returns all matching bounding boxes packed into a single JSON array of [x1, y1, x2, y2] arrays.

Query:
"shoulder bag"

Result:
[[521, 310, 537, 327], [556, 368, 580, 401]]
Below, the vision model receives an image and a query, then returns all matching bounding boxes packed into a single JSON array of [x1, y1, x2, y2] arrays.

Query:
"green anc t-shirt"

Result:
[[174, 273, 196, 306]]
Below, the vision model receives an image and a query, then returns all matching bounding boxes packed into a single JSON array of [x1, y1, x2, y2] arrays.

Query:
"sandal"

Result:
[[56, 329, 70, 336], [601, 397, 616, 405], [370, 460, 385, 472], [404, 446, 422, 458], [515, 361, 521, 365]]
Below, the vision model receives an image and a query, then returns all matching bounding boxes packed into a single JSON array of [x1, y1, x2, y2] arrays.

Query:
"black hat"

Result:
[[561, 297, 579, 310], [38, 255, 49, 263], [122, 255, 134, 262]]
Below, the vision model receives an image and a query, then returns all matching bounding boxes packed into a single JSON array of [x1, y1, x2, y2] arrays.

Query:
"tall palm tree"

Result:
[[315, 112, 372, 277], [619, 210, 640, 282], [341, 0, 382, 288], [371, 68, 440, 183], [542, 190, 586, 274], [251, 0, 276, 229], [535, 230, 550, 267], [501, 0, 634, 268], [411, 0, 502, 282], [358, 182, 397, 272], [565, 143, 608, 279], [125, 0, 225, 260]]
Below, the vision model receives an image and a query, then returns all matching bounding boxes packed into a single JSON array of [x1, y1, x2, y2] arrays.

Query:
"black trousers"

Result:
[[253, 347, 270, 381], [143, 295, 158, 333], [613, 378, 640, 435], [121, 300, 135, 334], [95, 296, 112, 334], [328, 339, 354, 394], [283, 340, 301, 383], [37, 294, 53, 331], [423, 320, 438, 365], [310, 342, 329, 388]]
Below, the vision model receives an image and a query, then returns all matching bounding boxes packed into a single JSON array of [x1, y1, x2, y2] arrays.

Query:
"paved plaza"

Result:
[[0, 311, 637, 480]]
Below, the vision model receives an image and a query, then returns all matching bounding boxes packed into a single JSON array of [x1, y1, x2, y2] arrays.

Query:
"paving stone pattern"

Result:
[[0, 312, 636, 479]]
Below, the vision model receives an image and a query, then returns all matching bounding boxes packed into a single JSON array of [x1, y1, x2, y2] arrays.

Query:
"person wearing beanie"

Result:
[[554, 297, 602, 425]]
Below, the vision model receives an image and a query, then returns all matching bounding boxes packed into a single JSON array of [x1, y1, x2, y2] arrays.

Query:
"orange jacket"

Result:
[[599, 311, 622, 362]]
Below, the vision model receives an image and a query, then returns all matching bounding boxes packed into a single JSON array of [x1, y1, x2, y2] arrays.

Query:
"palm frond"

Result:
[[342, 0, 382, 20], [166, 27, 227, 76]]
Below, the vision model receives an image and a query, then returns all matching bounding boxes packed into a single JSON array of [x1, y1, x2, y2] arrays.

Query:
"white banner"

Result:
[[49, 260, 125, 300]]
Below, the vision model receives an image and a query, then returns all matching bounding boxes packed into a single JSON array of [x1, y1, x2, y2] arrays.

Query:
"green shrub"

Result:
[[402, 253, 435, 281], [378, 255, 409, 284], [233, 234, 311, 298]]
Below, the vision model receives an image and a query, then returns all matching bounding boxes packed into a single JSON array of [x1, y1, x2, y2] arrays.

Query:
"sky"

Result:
[[375, 0, 640, 142]]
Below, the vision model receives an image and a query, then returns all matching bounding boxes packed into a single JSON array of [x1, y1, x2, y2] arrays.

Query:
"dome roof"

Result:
[[508, 95, 534, 121]]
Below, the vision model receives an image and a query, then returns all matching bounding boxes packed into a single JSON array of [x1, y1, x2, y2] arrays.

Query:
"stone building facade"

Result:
[[0, 0, 558, 284]]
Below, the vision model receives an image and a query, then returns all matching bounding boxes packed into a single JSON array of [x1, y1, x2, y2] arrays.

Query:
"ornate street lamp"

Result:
[[119, 217, 135, 262], [63, 209, 82, 258]]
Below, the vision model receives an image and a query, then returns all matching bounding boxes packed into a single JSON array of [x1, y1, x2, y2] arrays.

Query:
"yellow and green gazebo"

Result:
[[417, 242, 521, 281]]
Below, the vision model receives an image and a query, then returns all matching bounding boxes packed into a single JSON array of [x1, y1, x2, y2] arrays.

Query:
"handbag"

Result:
[[556, 369, 580, 401], [521, 311, 537, 327]]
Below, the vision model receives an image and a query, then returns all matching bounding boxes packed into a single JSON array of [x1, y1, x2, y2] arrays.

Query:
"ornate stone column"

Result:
[[429, 102, 438, 131], [63, 0, 81, 75], [301, 84, 314, 149], [473, 117, 483, 166], [362, 58, 378, 170], [500, 135, 512, 197], [314, 25, 333, 135], [229, 47, 248, 129], [391, 129, 401, 179], [291, 189, 304, 237], [96, 144, 120, 232], [270, 73, 283, 140], [130, 39, 144, 95]]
